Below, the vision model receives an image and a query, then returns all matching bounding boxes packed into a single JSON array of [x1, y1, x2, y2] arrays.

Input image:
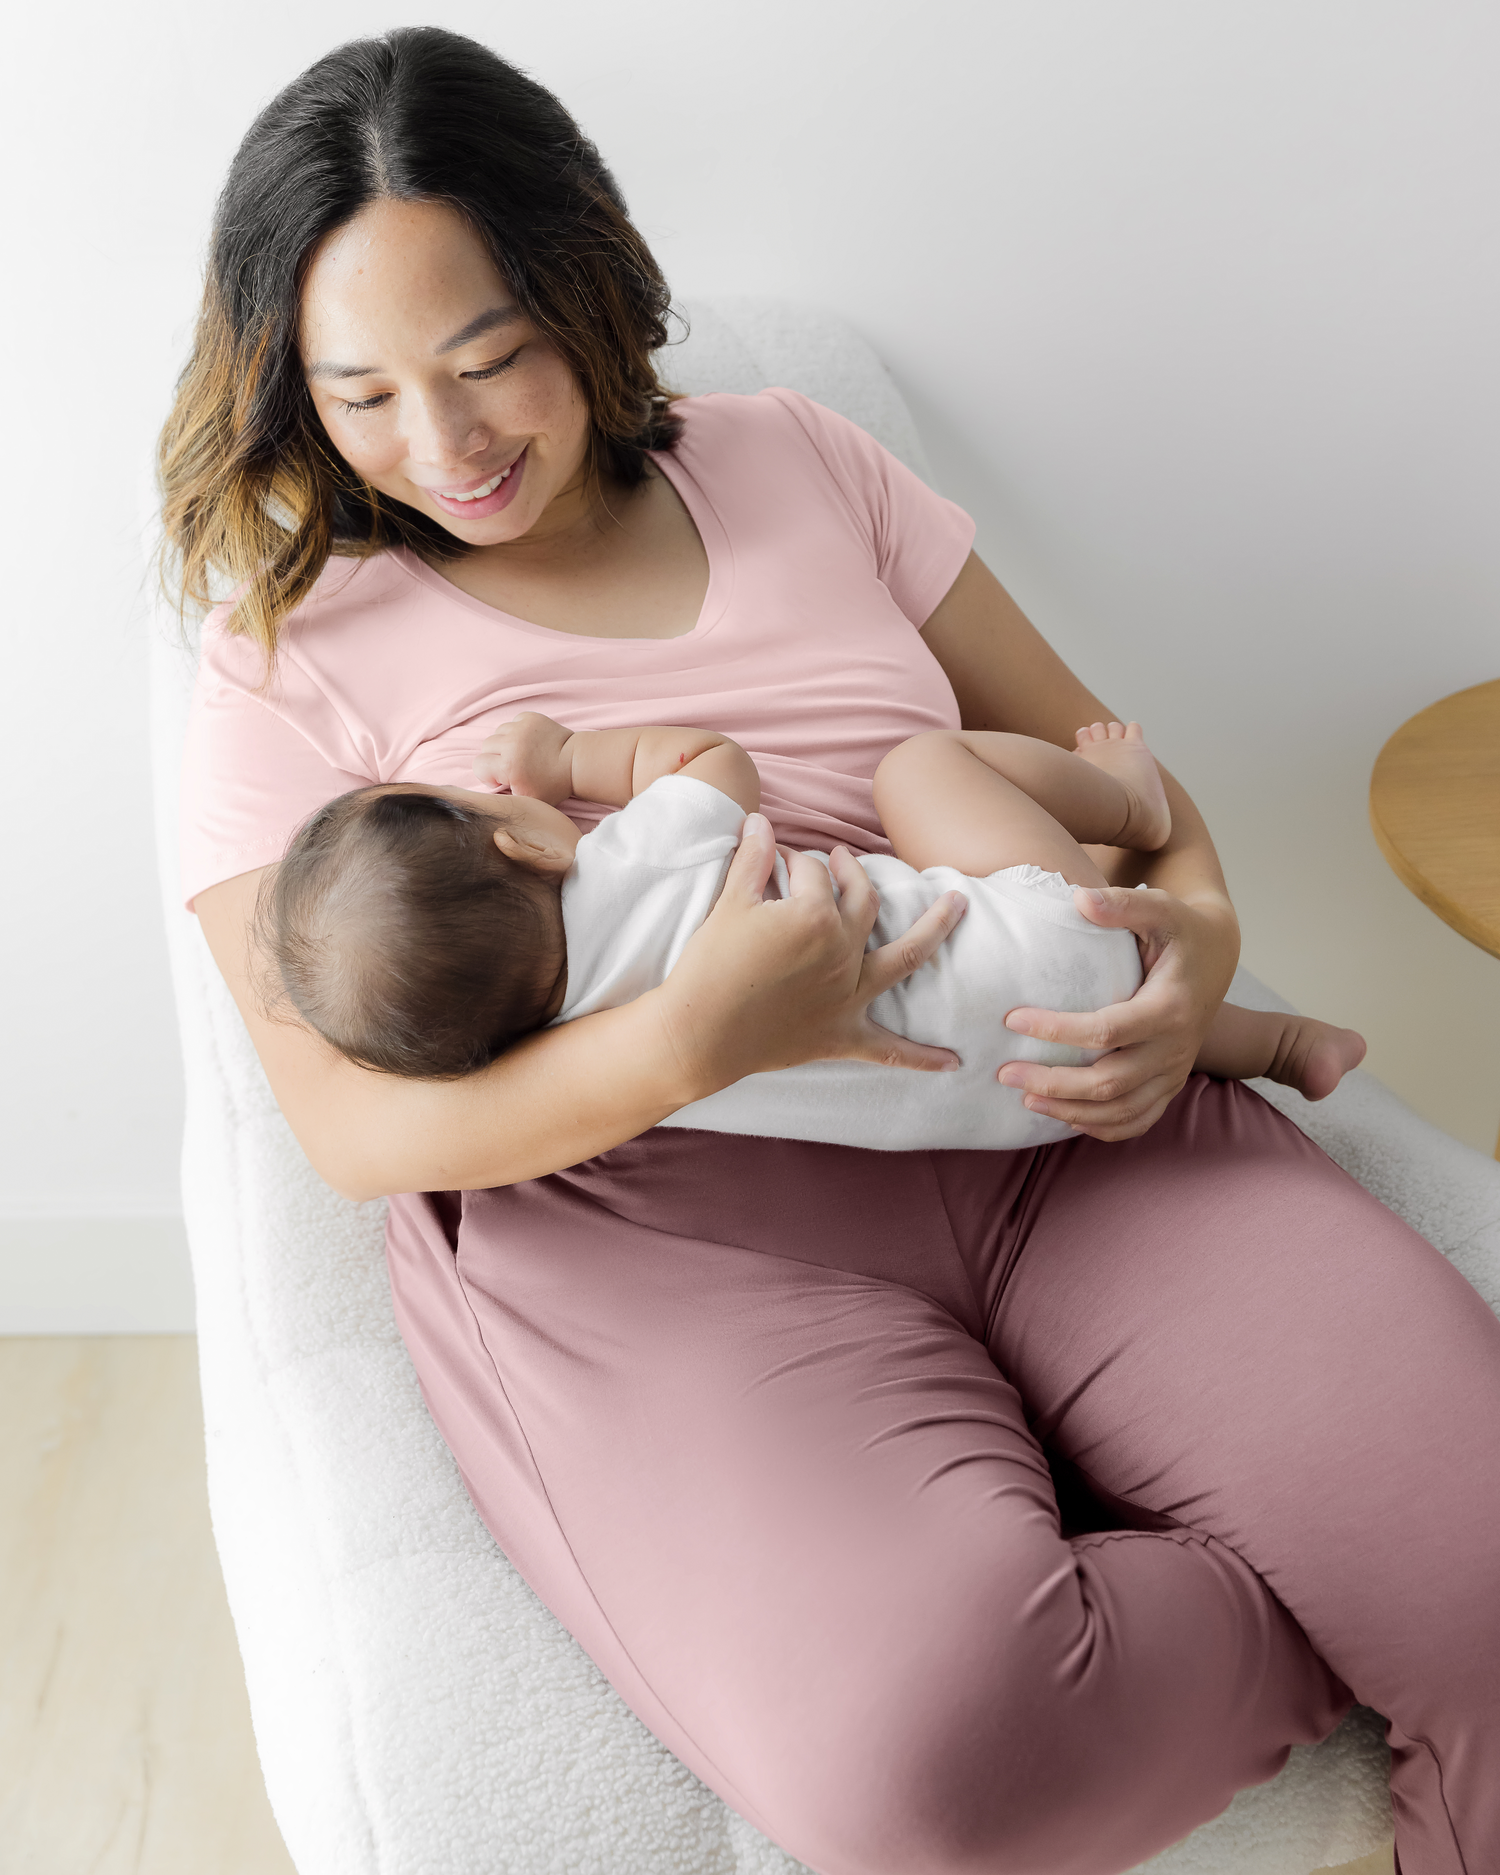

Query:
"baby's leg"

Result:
[[1197, 1002, 1367, 1101], [872, 727, 1167, 886]]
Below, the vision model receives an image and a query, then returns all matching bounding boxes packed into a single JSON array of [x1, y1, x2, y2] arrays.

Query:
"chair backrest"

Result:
[[661, 298, 937, 485]]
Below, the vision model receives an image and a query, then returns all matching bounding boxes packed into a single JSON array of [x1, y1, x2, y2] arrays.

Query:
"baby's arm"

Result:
[[481, 712, 761, 814]]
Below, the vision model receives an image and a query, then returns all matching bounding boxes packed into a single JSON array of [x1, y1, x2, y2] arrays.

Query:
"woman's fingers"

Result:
[[1004, 992, 1167, 1055], [1005, 925, 1188, 1053], [1004, 886, 1180, 1049], [1021, 1069, 1184, 1140], [1073, 882, 1176, 936], [662, 827, 967, 1084], [997, 1054, 1141, 1105], [720, 812, 781, 904], [851, 1017, 962, 1074], [859, 888, 968, 1000], [824, 846, 969, 986]]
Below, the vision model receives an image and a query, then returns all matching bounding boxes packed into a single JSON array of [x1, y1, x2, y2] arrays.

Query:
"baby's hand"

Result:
[[473, 712, 575, 803]]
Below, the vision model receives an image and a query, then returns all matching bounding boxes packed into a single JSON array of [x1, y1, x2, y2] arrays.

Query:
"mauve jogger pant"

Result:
[[385, 1075, 1500, 1875]]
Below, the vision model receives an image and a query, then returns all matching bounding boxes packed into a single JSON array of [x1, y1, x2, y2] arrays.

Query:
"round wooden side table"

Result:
[[1369, 677, 1500, 1156]]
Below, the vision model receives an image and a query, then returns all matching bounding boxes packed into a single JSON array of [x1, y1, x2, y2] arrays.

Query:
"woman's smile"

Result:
[[423, 448, 528, 520]]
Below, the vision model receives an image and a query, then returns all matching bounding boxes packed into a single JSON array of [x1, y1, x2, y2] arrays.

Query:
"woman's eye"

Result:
[[332, 347, 520, 414], [464, 348, 523, 381]]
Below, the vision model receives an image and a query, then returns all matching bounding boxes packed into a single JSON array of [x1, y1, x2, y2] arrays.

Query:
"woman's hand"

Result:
[[997, 884, 1238, 1142], [654, 814, 968, 1096]]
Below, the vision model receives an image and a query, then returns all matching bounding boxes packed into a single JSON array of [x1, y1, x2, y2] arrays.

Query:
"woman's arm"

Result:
[[197, 822, 966, 1199], [920, 551, 1239, 1140]]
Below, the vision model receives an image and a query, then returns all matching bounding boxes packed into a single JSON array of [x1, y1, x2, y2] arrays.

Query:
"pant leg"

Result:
[[940, 1074, 1500, 1875], [386, 1132, 1346, 1875]]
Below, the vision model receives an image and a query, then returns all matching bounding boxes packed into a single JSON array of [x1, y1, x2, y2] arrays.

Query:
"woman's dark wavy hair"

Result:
[[159, 26, 683, 657]]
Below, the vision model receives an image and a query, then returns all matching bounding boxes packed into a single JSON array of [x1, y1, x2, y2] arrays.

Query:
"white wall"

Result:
[[4, 0, 1498, 1322]]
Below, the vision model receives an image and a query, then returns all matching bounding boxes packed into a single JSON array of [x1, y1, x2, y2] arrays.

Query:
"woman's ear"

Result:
[[492, 822, 574, 875]]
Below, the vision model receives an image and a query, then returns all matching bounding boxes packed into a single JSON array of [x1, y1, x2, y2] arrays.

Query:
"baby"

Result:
[[261, 714, 1366, 1151]]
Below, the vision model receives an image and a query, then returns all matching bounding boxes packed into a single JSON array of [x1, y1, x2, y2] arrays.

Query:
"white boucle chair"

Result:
[[150, 298, 1499, 1875]]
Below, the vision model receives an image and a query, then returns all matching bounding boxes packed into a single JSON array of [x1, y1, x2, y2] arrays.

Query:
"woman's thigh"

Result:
[[945, 1074, 1500, 1871], [386, 1128, 1345, 1875]]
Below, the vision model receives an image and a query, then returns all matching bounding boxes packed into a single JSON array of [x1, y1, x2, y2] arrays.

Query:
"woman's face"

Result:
[[299, 197, 592, 545]]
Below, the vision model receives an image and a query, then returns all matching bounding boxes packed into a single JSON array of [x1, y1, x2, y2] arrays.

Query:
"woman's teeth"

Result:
[[444, 465, 513, 502]]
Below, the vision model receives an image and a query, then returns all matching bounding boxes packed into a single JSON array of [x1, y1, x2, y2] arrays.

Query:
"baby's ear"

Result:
[[492, 822, 573, 875]]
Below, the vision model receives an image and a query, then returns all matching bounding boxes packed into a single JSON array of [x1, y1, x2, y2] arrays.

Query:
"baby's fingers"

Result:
[[471, 749, 512, 788]]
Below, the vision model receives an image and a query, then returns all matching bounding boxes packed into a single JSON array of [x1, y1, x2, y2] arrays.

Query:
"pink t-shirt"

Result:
[[180, 388, 975, 909]]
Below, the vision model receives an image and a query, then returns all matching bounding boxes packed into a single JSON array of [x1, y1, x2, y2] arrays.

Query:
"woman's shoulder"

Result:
[[670, 385, 874, 461], [197, 550, 421, 689], [668, 387, 909, 527]]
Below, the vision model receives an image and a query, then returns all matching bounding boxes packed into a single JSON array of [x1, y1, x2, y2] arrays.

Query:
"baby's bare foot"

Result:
[[1073, 720, 1172, 851], [1265, 1017, 1368, 1101]]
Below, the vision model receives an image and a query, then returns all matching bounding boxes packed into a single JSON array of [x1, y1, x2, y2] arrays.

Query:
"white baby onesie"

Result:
[[553, 775, 1143, 1152]]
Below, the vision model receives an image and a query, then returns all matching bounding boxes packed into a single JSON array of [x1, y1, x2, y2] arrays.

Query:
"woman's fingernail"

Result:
[[997, 1068, 1023, 1087], [744, 813, 769, 834], [1079, 888, 1106, 909]]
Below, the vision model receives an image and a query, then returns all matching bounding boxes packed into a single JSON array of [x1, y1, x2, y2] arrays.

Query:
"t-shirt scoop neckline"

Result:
[[388, 443, 736, 646], [178, 390, 977, 911]]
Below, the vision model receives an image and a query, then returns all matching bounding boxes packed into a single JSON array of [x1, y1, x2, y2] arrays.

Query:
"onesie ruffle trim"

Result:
[[989, 863, 1077, 902]]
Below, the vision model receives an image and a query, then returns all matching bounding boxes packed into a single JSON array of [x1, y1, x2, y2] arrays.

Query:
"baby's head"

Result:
[[260, 784, 576, 1078]]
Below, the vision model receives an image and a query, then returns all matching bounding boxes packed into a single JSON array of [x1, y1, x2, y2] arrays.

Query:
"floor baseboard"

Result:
[[0, 1217, 195, 1332]]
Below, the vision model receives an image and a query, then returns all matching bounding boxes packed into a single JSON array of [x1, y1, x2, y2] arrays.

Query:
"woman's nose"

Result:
[[404, 392, 489, 471]]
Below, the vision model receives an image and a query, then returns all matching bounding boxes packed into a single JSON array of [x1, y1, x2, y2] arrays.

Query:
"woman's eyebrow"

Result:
[[306, 305, 521, 380], [435, 305, 520, 354]]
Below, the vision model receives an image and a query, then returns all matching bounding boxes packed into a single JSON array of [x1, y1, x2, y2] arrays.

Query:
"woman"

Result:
[[162, 27, 1498, 1875]]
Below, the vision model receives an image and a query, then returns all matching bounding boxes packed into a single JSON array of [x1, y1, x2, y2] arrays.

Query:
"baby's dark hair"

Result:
[[259, 787, 565, 1078]]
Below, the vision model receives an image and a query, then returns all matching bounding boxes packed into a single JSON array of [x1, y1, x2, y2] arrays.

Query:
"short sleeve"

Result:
[[556, 777, 745, 1024], [574, 775, 745, 873], [179, 614, 371, 910], [762, 388, 975, 628]]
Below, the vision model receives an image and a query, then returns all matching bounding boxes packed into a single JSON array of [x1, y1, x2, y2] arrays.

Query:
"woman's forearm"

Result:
[[921, 553, 1236, 934], [1093, 766, 1232, 905], [197, 866, 703, 1200], [1091, 764, 1240, 977], [303, 992, 700, 1200]]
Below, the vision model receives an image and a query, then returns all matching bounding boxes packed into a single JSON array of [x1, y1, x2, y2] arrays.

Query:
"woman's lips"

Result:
[[425, 447, 527, 519]]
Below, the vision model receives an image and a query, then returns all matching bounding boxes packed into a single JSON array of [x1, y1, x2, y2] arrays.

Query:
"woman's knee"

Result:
[[755, 1533, 1344, 1875], [772, 1685, 1134, 1875]]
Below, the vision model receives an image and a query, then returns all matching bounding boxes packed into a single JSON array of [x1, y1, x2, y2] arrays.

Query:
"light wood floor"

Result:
[[0, 1336, 1394, 1875], [0, 1336, 294, 1875]]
